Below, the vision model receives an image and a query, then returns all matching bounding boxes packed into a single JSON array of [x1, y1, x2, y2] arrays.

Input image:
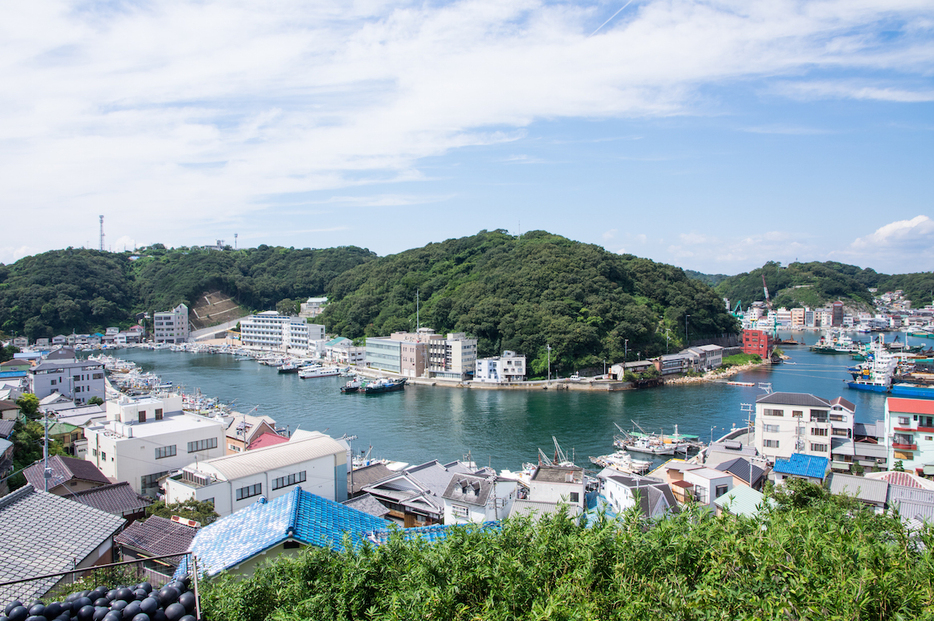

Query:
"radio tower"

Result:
[[99, 215, 105, 251], [234, 233, 238, 249]]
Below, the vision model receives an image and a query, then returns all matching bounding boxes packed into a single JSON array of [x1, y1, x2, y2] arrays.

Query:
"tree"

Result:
[[15, 394, 40, 420], [145, 499, 219, 526], [88, 396, 104, 406], [276, 298, 298, 316]]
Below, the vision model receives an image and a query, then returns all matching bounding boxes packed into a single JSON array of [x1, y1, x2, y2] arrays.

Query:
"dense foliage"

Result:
[[323, 230, 738, 374], [682, 268, 731, 287], [715, 260, 934, 310], [0, 245, 374, 339], [199, 481, 934, 621], [145, 499, 219, 526]]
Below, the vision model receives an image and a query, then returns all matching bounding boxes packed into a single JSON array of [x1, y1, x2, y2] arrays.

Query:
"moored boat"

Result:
[[299, 365, 341, 379], [363, 378, 407, 394]]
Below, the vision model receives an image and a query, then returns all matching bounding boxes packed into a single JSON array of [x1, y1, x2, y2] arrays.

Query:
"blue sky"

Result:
[[1, 0, 932, 275]]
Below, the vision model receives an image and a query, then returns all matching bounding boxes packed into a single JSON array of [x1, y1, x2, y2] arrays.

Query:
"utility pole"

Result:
[[546, 344, 551, 382], [685, 315, 691, 346], [624, 339, 628, 362]]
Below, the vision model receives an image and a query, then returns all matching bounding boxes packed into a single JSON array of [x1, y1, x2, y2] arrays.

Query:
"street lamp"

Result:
[[624, 339, 628, 362], [685, 315, 691, 345]]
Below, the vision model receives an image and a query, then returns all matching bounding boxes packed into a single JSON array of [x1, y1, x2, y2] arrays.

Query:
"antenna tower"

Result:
[[234, 233, 238, 249], [99, 215, 105, 251]]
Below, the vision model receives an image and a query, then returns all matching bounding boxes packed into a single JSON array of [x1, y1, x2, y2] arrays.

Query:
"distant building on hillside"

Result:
[[299, 297, 328, 318], [153, 303, 190, 344]]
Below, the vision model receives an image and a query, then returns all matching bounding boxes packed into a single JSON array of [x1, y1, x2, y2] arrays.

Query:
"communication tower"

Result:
[[99, 215, 105, 251]]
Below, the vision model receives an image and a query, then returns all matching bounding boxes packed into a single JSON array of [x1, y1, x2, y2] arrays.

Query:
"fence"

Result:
[[0, 553, 200, 619]]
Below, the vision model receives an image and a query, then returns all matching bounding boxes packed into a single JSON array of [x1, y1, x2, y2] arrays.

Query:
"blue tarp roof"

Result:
[[179, 487, 387, 578], [773, 453, 829, 480], [363, 522, 500, 546]]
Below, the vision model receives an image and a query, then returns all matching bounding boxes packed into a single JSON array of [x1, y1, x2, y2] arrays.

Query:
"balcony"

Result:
[[892, 442, 917, 451]]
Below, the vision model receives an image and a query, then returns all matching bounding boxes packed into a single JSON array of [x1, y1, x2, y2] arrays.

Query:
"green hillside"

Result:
[[322, 230, 738, 374]]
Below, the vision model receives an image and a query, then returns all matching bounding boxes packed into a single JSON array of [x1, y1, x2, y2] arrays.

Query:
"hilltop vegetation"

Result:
[[200, 480, 934, 621], [712, 260, 934, 311], [322, 230, 738, 374]]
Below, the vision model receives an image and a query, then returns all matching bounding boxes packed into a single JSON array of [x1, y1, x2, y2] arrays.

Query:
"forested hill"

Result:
[[322, 230, 738, 374], [0, 245, 375, 339], [714, 261, 934, 310]]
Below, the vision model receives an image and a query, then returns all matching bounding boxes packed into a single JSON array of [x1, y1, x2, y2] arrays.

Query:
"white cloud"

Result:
[[837, 216, 934, 272], [602, 228, 618, 241], [851, 215, 934, 249]]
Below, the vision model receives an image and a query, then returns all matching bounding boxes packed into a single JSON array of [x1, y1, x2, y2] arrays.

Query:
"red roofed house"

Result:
[[885, 397, 934, 477]]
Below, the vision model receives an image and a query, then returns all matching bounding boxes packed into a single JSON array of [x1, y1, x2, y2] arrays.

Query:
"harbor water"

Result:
[[115, 332, 893, 472]]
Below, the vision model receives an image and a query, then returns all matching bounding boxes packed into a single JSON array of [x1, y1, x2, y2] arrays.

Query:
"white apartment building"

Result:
[[240, 311, 325, 352], [441, 473, 518, 525], [885, 397, 934, 476], [153, 304, 190, 344], [365, 329, 478, 380], [474, 351, 527, 383], [29, 356, 105, 405], [299, 297, 328, 318], [162, 430, 348, 517], [755, 392, 856, 463], [428, 332, 477, 380], [527, 464, 585, 509], [83, 394, 226, 496]]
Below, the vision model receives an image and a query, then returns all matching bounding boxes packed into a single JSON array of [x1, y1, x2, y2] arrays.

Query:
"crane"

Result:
[[761, 275, 771, 310]]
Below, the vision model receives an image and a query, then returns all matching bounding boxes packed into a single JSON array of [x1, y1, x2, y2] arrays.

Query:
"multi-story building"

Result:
[[239, 311, 324, 352], [428, 333, 477, 380], [365, 329, 477, 380], [441, 472, 518, 524], [299, 297, 328, 318], [162, 430, 348, 517], [754, 392, 856, 463], [474, 351, 527, 383], [83, 394, 226, 496], [153, 304, 190, 344], [790, 307, 806, 328], [29, 352, 105, 405], [832, 301, 844, 327], [885, 397, 934, 477], [742, 329, 773, 359], [364, 337, 403, 374]]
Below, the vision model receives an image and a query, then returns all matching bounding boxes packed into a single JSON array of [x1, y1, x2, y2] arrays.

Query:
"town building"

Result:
[[832, 301, 845, 327], [742, 329, 773, 359], [365, 329, 478, 380], [323, 337, 365, 365], [527, 464, 585, 509], [884, 397, 934, 477], [364, 337, 403, 374], [427, 333, 477, 380], [223, 412, 280, 454], [596, 469, 677, 518], [441, 472, 517, 524], [653, 354, 693, 376], [790, 307, 806, 328], [23, 455, 111, 495], [239, 311, 325, 352], [474, 351, 527, 383], [299, 297, 328, 318], [28, 351, 105, 405], [770, 453, 830, 485], [83, 394, 226, 496], [362, 459, 479, 527], [754, 392, 856, 463], [153, 304, 190, 344], [162, 430, 348, 517]]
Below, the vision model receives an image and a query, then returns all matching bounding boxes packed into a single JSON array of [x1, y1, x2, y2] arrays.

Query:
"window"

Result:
[[832, 428, 848, 437], [93, 373, 103, 380], [141, 471, 169, 490], [155, 409, 163, 420], [764, 439, 780, 448], [101, 451, 107, 461], [236, 483, 262, 501], [715, 485, 729, 498], [155, 445, 177, 459], [51, 379, 57, 386], [763, 424, 780, 433], [811, 410, 828, 423], [188, 438, 218, 453], [569, 492, 580, 503], [138, 410, 146, 423], [898, 416, 910, 426], [810, 443, 828, 453], [830, 413, 846, 422], [792, 410, 803, 418], [763, 408, 784, 417], [272, 471, 307, 490], [810, 428, 828, 436]]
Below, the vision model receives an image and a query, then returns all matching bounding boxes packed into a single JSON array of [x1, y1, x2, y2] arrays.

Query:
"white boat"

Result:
[[622, 437, 676, 456], [299, 365, 341, 379], [589, 451, 653, 474]]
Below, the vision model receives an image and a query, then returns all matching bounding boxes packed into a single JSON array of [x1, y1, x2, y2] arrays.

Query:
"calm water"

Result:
[[114, 332, 889, 472]]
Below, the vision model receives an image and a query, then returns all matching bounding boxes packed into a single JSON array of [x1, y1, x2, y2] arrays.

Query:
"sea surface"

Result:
[[114, 331, 892, 472]]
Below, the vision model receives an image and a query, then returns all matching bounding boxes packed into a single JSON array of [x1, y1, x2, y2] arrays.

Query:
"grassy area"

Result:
[[721, 353, 762, 368]]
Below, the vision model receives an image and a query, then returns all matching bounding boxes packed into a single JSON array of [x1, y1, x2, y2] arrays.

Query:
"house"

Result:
[[299, 297, 328, 318], [441, 472, 518, 524], [474, 351, 527, 383], [66, 482, 152, 523], [696, 344, 723, 369], [597, 469, 677, 518], [163, 430, 348, 518], [83, 394, 226, 496], [47, 421, 83, 455], [714, 486, 772, 518], [0, 359, 31, 376], [324, 337, 365, 366], [115, 515, 198, 578], [28, 354, 105, 405], [179, 487, 386, 579], [715, 457, 766, 491], [23, 454, 111, 495], [0, 485, 125, 602], [648, 460, 733, 506], [704, 440, 759, 469], [827, 473, 889, 510], [224, 412, 280, 454], [153, 303, 191, 344], [770, 453, 830, 485], [362, 459, 479, 527], [526, 464, 586, 509], [0, 399, 19, 420], [653, 354, 693, 377], [0, 438, 13, 496], [884, 397, 934, 476], [347, 463, 395, 498], [754, 392, 856, 463]]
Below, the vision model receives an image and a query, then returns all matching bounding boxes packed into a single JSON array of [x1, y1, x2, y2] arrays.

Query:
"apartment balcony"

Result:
[[892, 442, 917, 451]]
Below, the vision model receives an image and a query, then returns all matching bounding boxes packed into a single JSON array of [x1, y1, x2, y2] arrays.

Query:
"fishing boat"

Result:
[[890, 383, 934, 399], [278, 363, 300, 374], [340, 378, 364, 393], [589, 451, 653, 474], [299, 365, 341, 379], [363, 378, 406, 394], [846, 337, 898, 393]]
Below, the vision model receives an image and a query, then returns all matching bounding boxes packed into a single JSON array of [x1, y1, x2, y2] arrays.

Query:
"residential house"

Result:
[[526, 464, 586, 509], [299, 297, 328, 318], [770, 453, 830, 485], [28, 354, 105, 405], [754, 392, 856, 463], [715, 457, 766, 491], [23, 455, 111, 496], [323, 337, 365, 365], [827, 472, 889, 510], [224, 412, 280, 454], [66, 482, 152, 523], [441, 472, 518, 524], [0, 485, 125, 603], [179, 487, 386, 579], [83, 394, 226, 496], [474, 351, 527, 383], [648, 461, 733, 507], [597, 469, 677, 518], [115, 515, 198, 578], [162, 430, 348, 517], [884, 397, 934, 477], [0, 400, 19, 420], [653, 353, 693, 377], [362, 459, 478, 527]]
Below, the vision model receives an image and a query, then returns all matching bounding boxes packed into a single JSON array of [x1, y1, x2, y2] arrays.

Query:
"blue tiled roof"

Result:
[[773, 453, 829, 480], [180, 487, 387, 577], [363, 522, 500, 546]]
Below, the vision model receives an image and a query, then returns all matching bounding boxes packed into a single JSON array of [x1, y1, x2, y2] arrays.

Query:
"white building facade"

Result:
[[29, 358, 105, 405], [755, 392, 856, 463], [441, 473, 518, 525], [83, 394, 226, 496], [299, 297, 328, 318], [153, 304, 190, 344], [474, 351, 526, 383], [885, 397, 934, 476], [240, 311, 325, 352]]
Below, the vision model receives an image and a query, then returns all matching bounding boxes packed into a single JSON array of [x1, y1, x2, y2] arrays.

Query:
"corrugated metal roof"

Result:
[[204, 433, 345, 480], [773, 453, 829, 479], [829, 473, 889, 504], [714, 486, 772, 517]]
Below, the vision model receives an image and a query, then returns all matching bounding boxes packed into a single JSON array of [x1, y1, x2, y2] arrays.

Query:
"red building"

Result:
[[742, 329, 773, 359]]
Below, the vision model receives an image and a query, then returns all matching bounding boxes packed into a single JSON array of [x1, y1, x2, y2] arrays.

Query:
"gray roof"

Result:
[[854, 421, 886, 439], [23, 455, 111, 491], [442, 474, 493, 507], [342, 493, 390, 518], [200, 432, 344, 481], [348, 464, 394, 496], [0, 419, 15, 439], [0, 485, 125, 602], [532, 465, 584, 485], [715, 458, 765, 488], [757, 392, 830, 407], [67, 482, 152, 517], [887, 483, 934, 521], [829, 473, 889, 504], [831, 439, 888, 459], [31, 359, 103, 372], [114, 515, 196, 563], [830, 397, 856, 412]]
